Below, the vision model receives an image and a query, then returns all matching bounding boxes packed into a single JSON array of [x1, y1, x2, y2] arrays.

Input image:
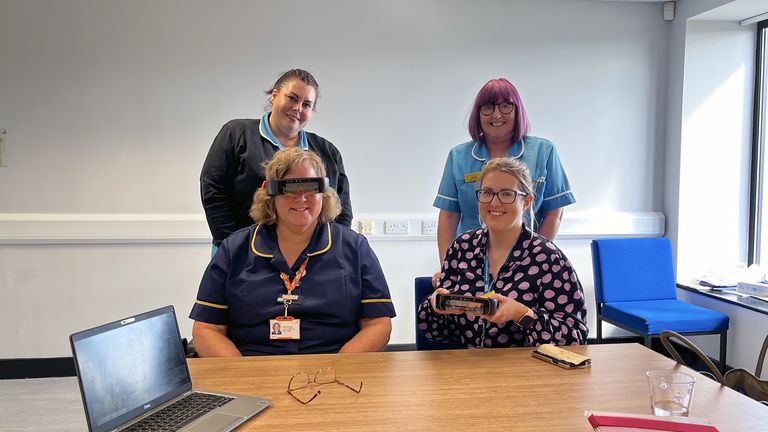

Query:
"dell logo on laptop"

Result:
[[120, 317, 136, 325], [144, 403, 152, 410]]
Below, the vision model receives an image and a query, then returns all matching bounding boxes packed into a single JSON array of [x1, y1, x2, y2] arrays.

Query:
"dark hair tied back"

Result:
[[266, 68, 320, 98]]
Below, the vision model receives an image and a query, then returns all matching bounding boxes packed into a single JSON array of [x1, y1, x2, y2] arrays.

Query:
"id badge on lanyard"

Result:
[[270, 258, 308, 340], [480, 248, 499, 347]]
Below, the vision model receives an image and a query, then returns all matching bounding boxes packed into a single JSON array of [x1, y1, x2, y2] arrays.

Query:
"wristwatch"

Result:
[[516, 308, 537, 330]]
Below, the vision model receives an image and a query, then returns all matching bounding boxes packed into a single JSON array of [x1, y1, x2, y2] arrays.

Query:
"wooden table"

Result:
[[188, 344, 768, 431]]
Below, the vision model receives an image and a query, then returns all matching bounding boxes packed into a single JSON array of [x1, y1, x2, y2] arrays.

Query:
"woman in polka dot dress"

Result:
[[418, 158, 587, 348]]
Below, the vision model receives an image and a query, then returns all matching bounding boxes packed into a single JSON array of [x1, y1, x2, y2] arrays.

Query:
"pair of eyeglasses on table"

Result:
[[287, 367, 363, 404]]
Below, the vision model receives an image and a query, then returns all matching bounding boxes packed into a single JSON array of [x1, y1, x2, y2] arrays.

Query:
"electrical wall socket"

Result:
[[421, 220, 437, 235], [358, 220, 375, 235], [384, 220, 409, 235]]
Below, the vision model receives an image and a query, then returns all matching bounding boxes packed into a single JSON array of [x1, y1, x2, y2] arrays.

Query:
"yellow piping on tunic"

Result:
[[196, 300, 229, 309], [361, 299, 393, 303], [251, 224, 272, 258], [251, 223, 332, 257], [307, 223, 332, 256]]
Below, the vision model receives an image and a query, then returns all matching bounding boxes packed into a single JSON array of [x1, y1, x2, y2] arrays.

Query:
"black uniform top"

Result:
[[200, 118, 352, 246]]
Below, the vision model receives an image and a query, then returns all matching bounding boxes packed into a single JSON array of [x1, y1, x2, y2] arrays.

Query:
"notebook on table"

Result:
[[70, 305, 271, 432], [586, 410, 719, 432]]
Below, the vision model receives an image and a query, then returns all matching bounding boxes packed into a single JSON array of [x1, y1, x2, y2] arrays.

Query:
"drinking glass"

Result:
[[646, 370, 695, 417]]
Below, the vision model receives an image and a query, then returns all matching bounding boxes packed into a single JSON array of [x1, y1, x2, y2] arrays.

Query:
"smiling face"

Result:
[[479, 100, 516, 144], [269, 79, 316, 139], [478, 170, 532, 233], [274, 161, 323, 232]]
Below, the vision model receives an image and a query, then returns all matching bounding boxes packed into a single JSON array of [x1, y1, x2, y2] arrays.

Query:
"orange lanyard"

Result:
[[279, 258, 309, 295]]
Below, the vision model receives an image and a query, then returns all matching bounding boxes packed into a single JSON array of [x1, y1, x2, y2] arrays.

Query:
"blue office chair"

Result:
[[591, 238, 729, 373], [414, 277, 463, 350]]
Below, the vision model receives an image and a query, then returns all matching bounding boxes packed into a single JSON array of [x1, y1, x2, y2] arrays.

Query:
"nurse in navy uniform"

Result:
[[191, 148, 395, 356]]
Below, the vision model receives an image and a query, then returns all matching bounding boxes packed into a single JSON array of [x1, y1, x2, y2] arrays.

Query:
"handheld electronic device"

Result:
[[265, 177, 328, 196], [434, 294, 498, 316]]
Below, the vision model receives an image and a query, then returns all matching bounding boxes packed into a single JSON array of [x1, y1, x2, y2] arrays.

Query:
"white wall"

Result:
[[0, 0, 671, 358], [0, 214, 663, 358]]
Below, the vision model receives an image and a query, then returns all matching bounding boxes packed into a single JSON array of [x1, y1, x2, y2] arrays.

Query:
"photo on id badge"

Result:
[[270, 318, 300, 340]]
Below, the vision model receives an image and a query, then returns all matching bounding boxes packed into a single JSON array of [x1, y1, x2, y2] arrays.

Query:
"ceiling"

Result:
[[694, 0, 768, 21]]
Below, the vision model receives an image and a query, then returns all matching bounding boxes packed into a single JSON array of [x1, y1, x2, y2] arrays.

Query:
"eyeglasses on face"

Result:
[[475, 188, 528, 204], [287, 368, 363, 404], [479, 102, 515, 116]]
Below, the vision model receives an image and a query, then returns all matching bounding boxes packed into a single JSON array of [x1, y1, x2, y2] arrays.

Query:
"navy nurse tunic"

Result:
[[190, 222, 396, 355]]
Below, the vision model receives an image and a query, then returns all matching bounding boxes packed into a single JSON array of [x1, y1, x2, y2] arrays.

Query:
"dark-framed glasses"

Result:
[[479, 102, 515, 116], [287, 367, 363, 404], [476, 188, 528, 204]]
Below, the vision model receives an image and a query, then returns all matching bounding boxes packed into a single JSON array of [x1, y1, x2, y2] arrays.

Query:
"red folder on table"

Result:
[[586, 411, 719, 432]]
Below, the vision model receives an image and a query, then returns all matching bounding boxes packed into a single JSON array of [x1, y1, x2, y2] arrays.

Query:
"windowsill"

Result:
[[676, 282, 768, 316]]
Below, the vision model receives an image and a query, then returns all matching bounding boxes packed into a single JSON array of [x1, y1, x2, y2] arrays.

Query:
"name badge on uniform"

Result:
[[277, 294, 303, 304], [464, 172, 481, 183], [269, 317, 301, 340]]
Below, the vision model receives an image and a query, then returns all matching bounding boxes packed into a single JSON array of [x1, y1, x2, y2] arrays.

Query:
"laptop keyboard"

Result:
[[122, 392, 234, 432]]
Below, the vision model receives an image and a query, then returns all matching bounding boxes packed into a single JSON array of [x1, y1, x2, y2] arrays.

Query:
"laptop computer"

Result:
[[69, 305, 271, 432]]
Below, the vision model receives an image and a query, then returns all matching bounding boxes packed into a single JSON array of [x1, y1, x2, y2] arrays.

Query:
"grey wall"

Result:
[[0, 0, 668, 215], [0, 0, 673, 358]]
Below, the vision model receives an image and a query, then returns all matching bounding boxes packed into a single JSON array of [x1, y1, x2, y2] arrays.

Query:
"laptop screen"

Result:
[[70, 306, 192, 432]]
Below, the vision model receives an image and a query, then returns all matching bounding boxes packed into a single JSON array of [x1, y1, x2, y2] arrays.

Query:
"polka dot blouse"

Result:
[[418, 227, 588, 348]]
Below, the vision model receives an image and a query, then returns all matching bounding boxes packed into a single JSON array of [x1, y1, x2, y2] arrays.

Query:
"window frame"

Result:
[[748, 19, 768, 264]]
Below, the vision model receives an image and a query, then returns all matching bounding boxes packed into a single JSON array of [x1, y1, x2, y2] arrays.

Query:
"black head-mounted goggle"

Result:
[[264, 177, 329, 196]]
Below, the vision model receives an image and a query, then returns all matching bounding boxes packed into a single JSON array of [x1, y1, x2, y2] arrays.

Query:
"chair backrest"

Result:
[[591, 238, 677, 304], [660, 330, 725, 383], [756, 333, 768, 378], [414, 277, 462, 351], [662, 330, 768, 405]]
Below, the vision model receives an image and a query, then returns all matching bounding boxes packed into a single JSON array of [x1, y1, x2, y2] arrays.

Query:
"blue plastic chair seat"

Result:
[[602, 299, 730, 335]]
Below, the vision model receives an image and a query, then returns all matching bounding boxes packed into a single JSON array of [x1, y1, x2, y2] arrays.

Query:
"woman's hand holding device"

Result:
[[430, 288, 463, 315], [431, 290, 499, 316]]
